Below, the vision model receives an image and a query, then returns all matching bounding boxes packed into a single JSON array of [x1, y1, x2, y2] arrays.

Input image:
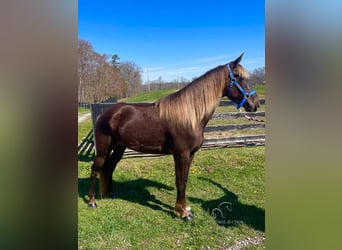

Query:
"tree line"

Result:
[[249, 66, 265, 85], [78, 39, 265, 104], [78, 39, 143, 103]]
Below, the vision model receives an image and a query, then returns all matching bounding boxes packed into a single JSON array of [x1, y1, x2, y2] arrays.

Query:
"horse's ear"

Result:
[[229, 53, 244, 68]]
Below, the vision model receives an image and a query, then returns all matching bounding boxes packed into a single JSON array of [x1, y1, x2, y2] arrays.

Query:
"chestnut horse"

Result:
[[88, 54, 260, 220]]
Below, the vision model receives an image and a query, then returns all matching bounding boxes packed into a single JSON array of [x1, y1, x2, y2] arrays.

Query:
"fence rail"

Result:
[[213, 111, 265, 119], [90, 101, 266, 132], [121, 135, 265, 158], [219, 99, 265, 106], [78, 122, 265, 159], [78, 132, 265, 159], [204, 123, 265, 132], [77, 99, 266, 159]]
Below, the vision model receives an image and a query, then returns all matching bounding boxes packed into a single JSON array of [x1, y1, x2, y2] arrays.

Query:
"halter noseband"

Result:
[[226, 64, 257, 109]]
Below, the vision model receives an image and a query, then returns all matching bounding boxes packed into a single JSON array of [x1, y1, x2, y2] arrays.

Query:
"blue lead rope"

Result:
[[226, 64, 257, 109]]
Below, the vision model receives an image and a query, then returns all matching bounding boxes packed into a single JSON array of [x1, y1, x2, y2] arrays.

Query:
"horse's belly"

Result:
[[124, 137, 170, 154], [118, 125, 171, 154], [128, 143, 168, 154]]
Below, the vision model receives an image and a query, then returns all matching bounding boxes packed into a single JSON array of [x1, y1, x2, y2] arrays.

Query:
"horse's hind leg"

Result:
[[100, 145, 126, 198], [88, 137, 111, 208]]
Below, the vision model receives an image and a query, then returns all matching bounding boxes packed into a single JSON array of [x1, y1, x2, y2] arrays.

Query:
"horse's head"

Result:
[[224, 53, 260, 112]]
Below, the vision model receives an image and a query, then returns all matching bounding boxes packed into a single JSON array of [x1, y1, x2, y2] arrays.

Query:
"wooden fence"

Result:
[[89, 100, 265, 134]]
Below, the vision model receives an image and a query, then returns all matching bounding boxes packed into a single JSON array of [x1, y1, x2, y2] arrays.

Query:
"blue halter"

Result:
[[226, 64, 257, 109]]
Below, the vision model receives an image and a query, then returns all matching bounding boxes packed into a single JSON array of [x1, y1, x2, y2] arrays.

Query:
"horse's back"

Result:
[[95, 102, 172, 154], [96, 102, 155, 125], [94, 102, 128, 135]]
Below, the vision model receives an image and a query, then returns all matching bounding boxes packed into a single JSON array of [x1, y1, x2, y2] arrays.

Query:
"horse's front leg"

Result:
[[173, 151, 195, 220]]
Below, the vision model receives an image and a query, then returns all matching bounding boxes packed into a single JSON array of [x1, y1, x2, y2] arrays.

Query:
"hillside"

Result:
[[119, 88, 179, 103], [119, 85, 265, 103]]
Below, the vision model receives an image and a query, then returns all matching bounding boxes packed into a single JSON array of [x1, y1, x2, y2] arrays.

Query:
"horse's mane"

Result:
[[155, 66, 223, 130], [155, 64, 249, 130]]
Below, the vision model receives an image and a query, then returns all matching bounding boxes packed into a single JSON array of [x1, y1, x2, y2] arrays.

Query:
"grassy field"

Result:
[[78, 106, 90, 113], [78, 147, 265, 249], [253, 85, 265, 99], [120, 85, 265, 103], [119, 88, 179, 103]]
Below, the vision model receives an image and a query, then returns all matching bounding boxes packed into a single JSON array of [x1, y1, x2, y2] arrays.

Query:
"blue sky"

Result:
[[78, 0, 264, 83]]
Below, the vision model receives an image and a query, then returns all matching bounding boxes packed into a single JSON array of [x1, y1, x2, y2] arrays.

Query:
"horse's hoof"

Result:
[[182, 210, 193, 221], [182, 214, 193, 221], [88, 202, 97, 208]]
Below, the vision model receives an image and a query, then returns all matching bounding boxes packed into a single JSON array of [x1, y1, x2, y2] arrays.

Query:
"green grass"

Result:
[[78, 117, 92, 144], [78, 146, 265, 249], [78, 106, 90, 113], [254, 84, 265, 99], [120, 88, 179, 103]]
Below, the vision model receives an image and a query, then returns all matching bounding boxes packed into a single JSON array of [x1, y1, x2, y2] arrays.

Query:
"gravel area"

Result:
[[78, 112, 91, 123], [228, 233, 265, 250]]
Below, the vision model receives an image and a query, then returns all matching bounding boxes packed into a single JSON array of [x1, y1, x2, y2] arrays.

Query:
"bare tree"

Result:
[[78, 39, 93, 103], [119, 61, 143, 97], [78, 39, 127, 103], [249, 66, 265, 85], [87, 53, 114, 102]]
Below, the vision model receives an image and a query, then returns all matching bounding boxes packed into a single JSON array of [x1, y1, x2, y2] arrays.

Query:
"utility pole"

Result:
[[146, 65, 150, 91]]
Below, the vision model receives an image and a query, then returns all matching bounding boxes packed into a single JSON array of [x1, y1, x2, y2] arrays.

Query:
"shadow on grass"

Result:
[[189, 177, 265, 232], [78, 130, 175, 216], [78, 176, 264, 231], [78, 130, 95, 163], [78, 177, 175, 217]]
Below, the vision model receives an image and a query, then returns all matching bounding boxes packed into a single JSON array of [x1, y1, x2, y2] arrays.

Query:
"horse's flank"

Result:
[[155, 66, 227, 130]]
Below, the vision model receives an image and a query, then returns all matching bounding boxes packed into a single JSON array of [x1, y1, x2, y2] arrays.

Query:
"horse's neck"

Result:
[[199, 104, 218, 130]]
